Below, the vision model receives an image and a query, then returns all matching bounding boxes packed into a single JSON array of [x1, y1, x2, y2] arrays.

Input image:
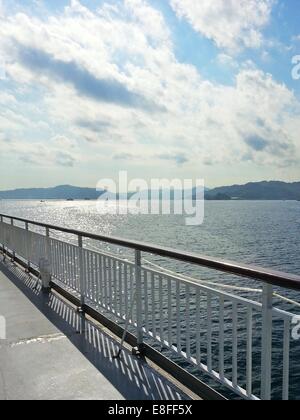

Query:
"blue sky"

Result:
[[0, 0, 300, 189]]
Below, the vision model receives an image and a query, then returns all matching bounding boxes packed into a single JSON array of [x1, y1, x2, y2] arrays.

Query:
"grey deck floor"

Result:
[[0, 259, 190, 400]]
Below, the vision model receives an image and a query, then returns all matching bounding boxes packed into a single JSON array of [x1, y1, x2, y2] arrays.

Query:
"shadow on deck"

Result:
[[0, 258, 190, 400]]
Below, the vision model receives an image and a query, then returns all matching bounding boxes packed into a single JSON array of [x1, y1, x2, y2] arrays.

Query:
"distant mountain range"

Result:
[[203, 181, 300, 201], [0, 185, 207, 200], [0, 185, 104, 200], [0, 181, 299, 201]]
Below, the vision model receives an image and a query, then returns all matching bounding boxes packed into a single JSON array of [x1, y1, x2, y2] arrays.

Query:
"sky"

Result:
[[0, 0, 300, 190]]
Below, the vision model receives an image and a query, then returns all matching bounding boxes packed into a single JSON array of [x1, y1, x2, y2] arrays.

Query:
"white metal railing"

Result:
[[0, 215, 298, 400]]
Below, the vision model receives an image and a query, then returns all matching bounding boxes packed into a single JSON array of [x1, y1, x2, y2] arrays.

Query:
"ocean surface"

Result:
[[0, 200, 300, 399], [1, 199, 299, 273]]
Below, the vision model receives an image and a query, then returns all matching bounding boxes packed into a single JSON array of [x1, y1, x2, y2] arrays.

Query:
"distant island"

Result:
[[0, 185, 104, 200], [0, 181, 299, 201], [203, 181, 300, 201]]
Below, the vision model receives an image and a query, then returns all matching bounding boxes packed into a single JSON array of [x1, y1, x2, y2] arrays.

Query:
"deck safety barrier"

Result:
[[0, 213, 299, 400]]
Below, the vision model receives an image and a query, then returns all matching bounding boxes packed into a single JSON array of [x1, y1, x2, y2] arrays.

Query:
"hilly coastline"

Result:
[[0, 181, 299, 201]]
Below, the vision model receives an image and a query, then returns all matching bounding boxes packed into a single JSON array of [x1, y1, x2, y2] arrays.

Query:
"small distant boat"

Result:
[[66, 198, 74, 201], [40, 200, 45, 203]]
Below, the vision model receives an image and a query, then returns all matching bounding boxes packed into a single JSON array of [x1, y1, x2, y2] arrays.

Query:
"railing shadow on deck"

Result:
[[0, 258, 188, 401]]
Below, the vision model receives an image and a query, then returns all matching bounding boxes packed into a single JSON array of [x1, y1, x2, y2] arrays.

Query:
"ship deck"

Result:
[[0, 260, 192, 401]]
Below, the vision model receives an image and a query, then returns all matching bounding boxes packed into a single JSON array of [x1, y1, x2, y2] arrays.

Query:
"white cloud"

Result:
[[216, 53, 239, 69], [0, 0, 299, 175], [170, 0, 274, 52], [0, 91, 16, 105], [0, 134, 78, 168]]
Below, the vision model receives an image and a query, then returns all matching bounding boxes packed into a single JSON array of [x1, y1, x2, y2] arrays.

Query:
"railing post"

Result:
[[1, 216, 7, 261], [78, 235, 85, 310], [135, 249, 143, 352], [0, 215, 4, 258], [261, 283, 273, 400], [39, 226, 51, 292], [25, 222, 31, 273], [10, 218, 16, 262], [0, 215, 3, 254]]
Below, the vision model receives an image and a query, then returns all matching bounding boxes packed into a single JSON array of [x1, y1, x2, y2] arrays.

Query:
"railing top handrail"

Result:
[[1, 212, 300, 291]]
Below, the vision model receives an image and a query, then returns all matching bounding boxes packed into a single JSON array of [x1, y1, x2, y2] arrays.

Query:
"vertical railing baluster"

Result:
[[90, 252, 94, 300], [10, 218, 15, 262], [282, 319, 290, 401], [70, 241, 75, 288], [207, 291, 212, 372], [135, 250, 143, 350], [61, 241, 65, 284], [66, 243, 70, 287], [61, 242, 65, 284], [232, 302, 238, 388], [97, 253, 101, 306], [93, 253, 96, 302], [219, 296, 225, 379], [58, 241, 62, 282], [196, 288, 201, 365], [159, 275, 163, 344], [176, 279, 181, 354], [66, 242, 70, 287], [186, 284, 191, 360], [118, 261, 122, 317], [152, 273, 156, 338], [60, 241, 64, 282], [74, 246, 78, 291], [88, 252, 92, 301], [90, 252, 93, 299], [43, 226, 51, 290], [70, 245, 74, 290], [92, 253, 96, 302], [78, 235, 85, 309], [130, 265, 136, 323], [113, 259, 117, 313], [168, 278, 172, 348], [108, 257, 112, 311], [144, 271, 149, 333], [88, 252, 92, 299], [83, 249, 88, 296], [246, 306, 253, 397], [53, 240, 57, 279], [103, 255, 108, 309], [261, 283, 273, 400], [68, 245, 73, 288], [25, 221, 31, 272], [124, 263, 128, 319]]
